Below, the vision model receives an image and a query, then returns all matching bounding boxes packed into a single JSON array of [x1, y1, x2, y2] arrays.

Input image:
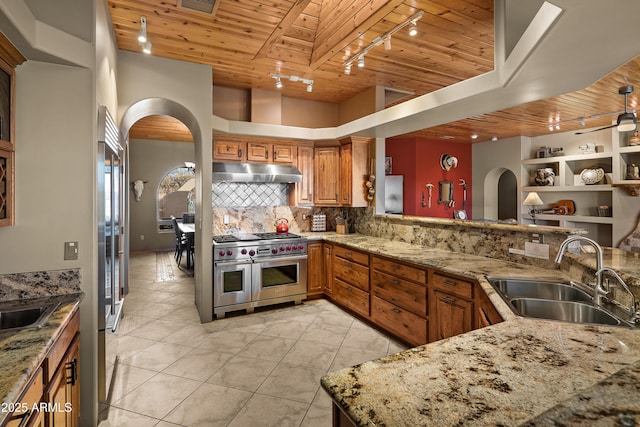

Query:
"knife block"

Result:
[[336, 224, 348, 234]]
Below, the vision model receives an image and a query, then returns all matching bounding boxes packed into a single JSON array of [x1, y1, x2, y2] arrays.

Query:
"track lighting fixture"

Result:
[[269, 73, 314, 93], [138, 17, 147, 43], [408, 22, 418, 37], [342, 10, 423, 73], [138, 16, 151, 54], [383, 35, 391, 50]]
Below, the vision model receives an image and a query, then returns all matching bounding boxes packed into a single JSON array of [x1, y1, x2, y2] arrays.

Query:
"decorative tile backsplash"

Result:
[[213, 182, 289, 208]]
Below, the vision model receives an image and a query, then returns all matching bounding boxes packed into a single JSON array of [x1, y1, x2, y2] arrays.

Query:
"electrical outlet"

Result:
[[64, 242, 78, 260], [223, 215, 229, 224], [140, 234, 145, 240]]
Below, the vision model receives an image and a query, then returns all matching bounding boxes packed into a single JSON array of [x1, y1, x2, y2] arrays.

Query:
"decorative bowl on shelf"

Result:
[[629, 130, 640, 146], [580, 168, 605, 185]]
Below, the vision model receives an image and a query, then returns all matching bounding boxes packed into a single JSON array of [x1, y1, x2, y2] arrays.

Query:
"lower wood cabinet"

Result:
[[3, 369, 44, 427], [475, 286, 503, 329], [306, 242, 324, 298], [323, 244, 333, 296], [371, 295, 427, 345], [333, 277, 369, 318], [429, 289, 474, 341], [46, 335, 79, 427]]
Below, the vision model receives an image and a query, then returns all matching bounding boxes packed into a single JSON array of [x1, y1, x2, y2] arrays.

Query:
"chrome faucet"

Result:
[[596, 267, 638, 317], [555, 236, 608, 305]]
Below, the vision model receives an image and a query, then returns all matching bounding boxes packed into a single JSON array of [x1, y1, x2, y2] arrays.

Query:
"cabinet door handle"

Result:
[[238, 149, 242, 158], [391, 308, 401, 314], [442, 296, 457, 304], [16, 410, 32, 427], [443, 279, 457, 287], [266, 150, 269, 160], [389, 279, 400, 285], [67, 358, 78, 386]]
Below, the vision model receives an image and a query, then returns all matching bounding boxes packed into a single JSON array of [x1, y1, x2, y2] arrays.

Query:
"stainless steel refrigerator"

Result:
[[385, 175, 404, 214], [97, 106, 126, 401]]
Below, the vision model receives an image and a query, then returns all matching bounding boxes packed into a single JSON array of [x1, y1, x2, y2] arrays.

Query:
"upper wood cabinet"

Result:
[[296, 145, 313, 205], [339, 137, 370, 207], [314, 146, 341, 205], [247, 142, 296, 164], [213, 139, 246, 161], [0, 33, 25, 227]]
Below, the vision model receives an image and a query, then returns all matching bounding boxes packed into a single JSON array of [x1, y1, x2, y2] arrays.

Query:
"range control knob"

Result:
[[241, 249, 247, 255], [219, 250, 226, 257], [249, 250, 256, 256], [279, 246, 285, 252], [298, 244, 304, 251], [226, 250, 233, 256], [272, 248, 278, 254], [286, 245, 292, 251]]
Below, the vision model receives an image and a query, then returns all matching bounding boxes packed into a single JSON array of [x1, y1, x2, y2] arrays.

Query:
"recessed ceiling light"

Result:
[[440, 135, 455, 140], [471, 134, 478, 139]]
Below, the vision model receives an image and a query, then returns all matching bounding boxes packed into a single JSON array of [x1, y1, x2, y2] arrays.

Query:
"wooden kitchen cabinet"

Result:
[[475, 285, 503, 329], [339, 137, 370, 207], [44, 310, 80, 427], [0, 33, 25, 227], [323, 243, 333, 296], [331, 245, 370, 317], [306, 242, 324, 298], [296, 145, 314, 205], [371, 256, 428, 346], [247, 142, 296, 164], [213, 139, 246, 161], [429, 272, 474, 342], [314, 146, 340, 205], [3, 368, 44, 427]]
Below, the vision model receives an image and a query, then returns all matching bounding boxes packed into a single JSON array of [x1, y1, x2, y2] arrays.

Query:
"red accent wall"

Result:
[[385, 138, 472, 218]]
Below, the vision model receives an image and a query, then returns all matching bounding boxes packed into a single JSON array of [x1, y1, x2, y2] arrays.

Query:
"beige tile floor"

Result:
[[98, 252, 407, 427]]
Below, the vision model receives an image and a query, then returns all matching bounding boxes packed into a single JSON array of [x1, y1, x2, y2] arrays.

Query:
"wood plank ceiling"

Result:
[[111, 0, 640, 144]]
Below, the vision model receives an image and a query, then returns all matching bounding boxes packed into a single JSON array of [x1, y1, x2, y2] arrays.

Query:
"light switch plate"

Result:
[[64, 241, 78, 260], [524, 242, 549, 259]]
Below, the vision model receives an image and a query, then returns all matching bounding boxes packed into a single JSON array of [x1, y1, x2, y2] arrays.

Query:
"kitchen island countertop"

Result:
[[304, 232, 640, 426]]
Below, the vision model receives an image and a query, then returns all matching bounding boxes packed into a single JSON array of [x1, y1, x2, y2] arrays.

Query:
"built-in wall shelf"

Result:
[[520, 128, 640, 247]]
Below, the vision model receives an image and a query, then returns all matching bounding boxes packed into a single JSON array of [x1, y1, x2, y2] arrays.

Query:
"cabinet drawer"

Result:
[[431, 273, 474, 299], [371, 271, 427, 317], [333, 257, 369, 292], [371, 296, 427, 345], [372, 257, 426, 284], [333, 246, 369, 266], [333, 278, 369, 318]]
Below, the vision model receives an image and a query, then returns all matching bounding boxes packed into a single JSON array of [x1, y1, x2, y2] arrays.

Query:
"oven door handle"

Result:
[[259, 254, 308, 263], [214, 259, 253, 267]]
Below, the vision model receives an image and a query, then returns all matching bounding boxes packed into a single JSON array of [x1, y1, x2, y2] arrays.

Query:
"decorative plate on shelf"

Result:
[[580, 168, 605, 185]]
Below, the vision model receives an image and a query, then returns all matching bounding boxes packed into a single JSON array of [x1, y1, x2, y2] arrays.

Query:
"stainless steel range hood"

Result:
[[212, 162, 302, 183]]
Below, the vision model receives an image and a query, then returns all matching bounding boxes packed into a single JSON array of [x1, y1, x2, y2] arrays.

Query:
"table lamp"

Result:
[[523, 192, 544, 224]]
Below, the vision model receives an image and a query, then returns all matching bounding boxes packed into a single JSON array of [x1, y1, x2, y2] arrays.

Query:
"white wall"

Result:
[[472, 136, 524, 220]]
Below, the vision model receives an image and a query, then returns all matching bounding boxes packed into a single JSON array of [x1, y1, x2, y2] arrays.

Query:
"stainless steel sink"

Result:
[[0, 303, 59, 331], [486, 277, 636, 327], [509, 298, 621, 326], [487, 278, 591, 302]]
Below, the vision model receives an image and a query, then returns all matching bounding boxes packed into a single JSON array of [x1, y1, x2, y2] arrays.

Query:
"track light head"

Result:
[[138, 17, 147, 43], [306, 83, 313, 93], [408, 21, 418, 36], [344, 63, 351, 75], [275, 77, 283, 89], [142, 41, 152, 54], [357, 56, 365, 68]]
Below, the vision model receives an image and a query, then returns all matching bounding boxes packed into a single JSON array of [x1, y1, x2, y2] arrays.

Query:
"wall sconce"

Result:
[[523, 192, 544, 224]]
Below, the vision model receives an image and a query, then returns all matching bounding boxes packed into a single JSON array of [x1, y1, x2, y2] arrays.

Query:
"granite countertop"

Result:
[[306, 232, 640, 426], [0, 293, 82, 425]]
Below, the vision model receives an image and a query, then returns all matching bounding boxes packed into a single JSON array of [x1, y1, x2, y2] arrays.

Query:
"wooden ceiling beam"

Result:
[[254, 0, 314, 60]]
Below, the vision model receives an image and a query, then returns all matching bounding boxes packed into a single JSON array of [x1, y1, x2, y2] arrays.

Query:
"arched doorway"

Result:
[[483, 167, 519, 221]]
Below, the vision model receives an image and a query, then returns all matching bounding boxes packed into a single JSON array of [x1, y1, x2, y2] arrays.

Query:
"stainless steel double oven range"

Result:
[[213, 232, 307, 319]]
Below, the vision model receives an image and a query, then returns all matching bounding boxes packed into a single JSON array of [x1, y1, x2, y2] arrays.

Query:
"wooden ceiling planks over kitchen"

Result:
[[109, 0, 640, 144]]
